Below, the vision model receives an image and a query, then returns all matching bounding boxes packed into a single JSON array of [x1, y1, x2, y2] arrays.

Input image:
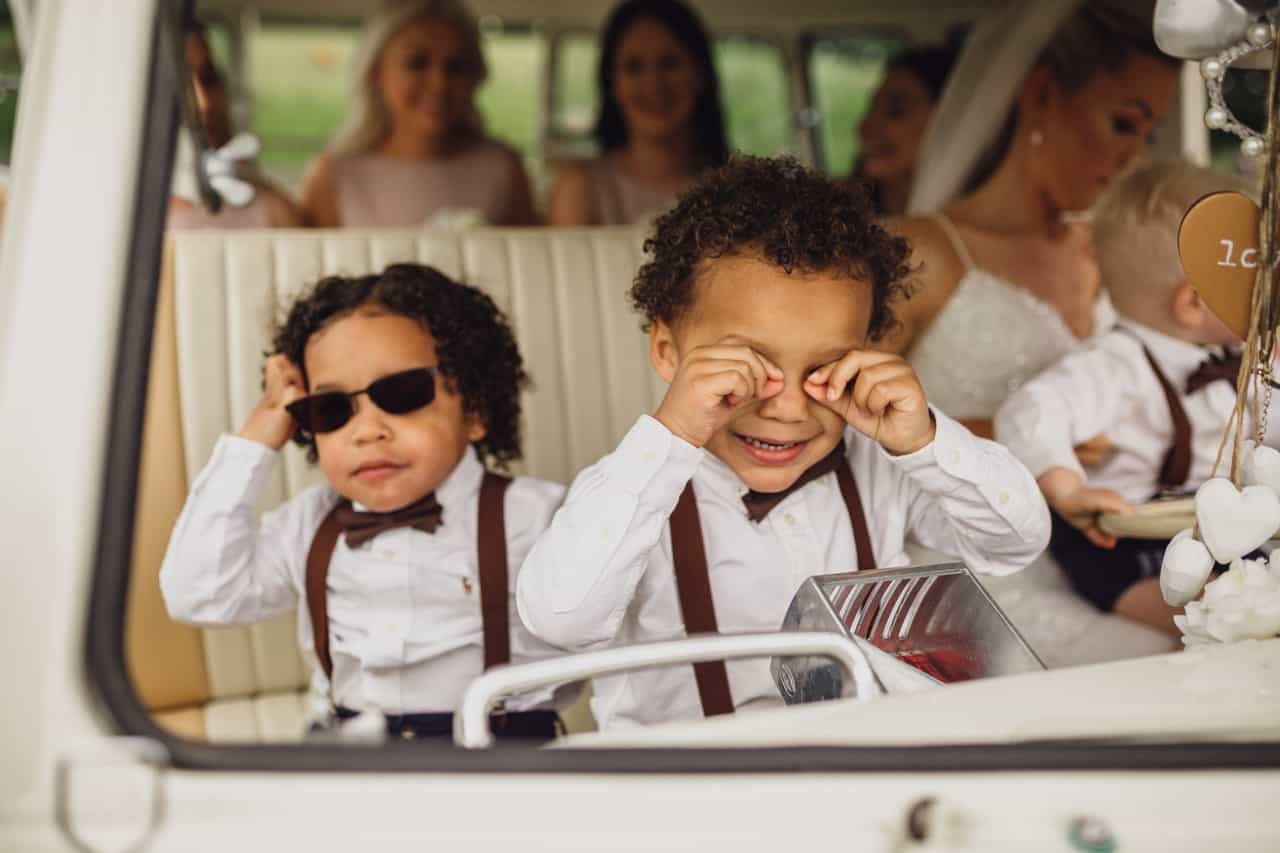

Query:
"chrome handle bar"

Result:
[[454, 631, 880, 749]]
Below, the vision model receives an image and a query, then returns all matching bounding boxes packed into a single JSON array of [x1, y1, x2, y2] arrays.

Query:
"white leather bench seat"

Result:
[[132, 225, 656, 742]]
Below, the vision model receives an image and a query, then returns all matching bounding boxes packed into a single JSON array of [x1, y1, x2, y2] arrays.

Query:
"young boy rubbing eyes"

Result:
[[160, 264, 569, 739], [516, 156, 1050, 729]]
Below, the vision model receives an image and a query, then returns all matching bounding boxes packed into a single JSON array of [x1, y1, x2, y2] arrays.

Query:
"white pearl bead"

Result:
[[1205, 107, 1230, 129], [1201, 57, 1225, 79], [1242, 136, 1266, 158], [1248, 23, 1273, 47]]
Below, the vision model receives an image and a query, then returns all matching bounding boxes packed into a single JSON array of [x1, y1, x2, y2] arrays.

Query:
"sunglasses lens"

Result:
[[368, 368, 436, 415], [286, 392, 354, 435]]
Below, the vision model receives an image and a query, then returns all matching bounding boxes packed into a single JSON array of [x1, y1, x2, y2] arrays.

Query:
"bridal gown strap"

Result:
[[907, 213, 1116, 421]]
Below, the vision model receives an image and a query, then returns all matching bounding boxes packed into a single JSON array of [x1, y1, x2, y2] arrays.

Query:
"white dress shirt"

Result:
[[994, 321, 1276, 504], [160, 435, 568, 715], [516, 412, 1049, 729]]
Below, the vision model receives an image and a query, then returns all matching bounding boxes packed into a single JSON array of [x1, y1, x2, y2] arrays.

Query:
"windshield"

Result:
[[88, 0, 1280, 773]]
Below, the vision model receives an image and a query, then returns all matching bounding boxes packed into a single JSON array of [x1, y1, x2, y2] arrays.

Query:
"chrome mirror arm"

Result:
[[453, 632, 881, 749]]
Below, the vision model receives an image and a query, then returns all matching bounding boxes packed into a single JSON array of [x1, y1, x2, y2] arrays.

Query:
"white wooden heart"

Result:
[[1243, 441, 1280, 494], [1194, 477, 1280, 564], [1160, 527, 1215, 606]]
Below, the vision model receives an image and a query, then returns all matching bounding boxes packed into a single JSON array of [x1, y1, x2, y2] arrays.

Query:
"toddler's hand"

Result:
[[239, 354, 306, 450], [654, 338, 783, 447], [804, 351, 934, 455], [1038, 467, 1133, 549], [1074, 433, 1112, 468]]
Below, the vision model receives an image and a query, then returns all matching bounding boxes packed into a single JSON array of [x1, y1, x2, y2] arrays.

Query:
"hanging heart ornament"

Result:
[[1178, 190, 1261, 339]]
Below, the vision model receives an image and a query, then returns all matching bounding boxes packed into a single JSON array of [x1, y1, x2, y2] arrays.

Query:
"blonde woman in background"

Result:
[[299, 0, 536, 227]]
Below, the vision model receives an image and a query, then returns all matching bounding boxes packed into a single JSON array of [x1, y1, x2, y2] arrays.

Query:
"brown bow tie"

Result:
[[1185, 349, 1242, 395], [333, 492, 443, 547], [742, 440, 846, 523]]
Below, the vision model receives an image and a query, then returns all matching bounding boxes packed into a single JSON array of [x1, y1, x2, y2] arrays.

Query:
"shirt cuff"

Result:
[[603, 415, 704, 509], [885, 407, 988, 485], [889, 408, 1043, 531], [187, 433, 279, 507]]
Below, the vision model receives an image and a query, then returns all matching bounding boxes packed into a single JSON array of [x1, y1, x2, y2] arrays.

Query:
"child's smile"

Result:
[[304, 308, 485, 513]]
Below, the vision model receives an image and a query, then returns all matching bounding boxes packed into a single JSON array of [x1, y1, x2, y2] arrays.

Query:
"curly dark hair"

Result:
[[630, 155, 913, 341], [271, 263, 527, 468]]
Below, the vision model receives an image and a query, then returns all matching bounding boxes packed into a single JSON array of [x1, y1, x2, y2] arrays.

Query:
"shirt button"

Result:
[[381, 549, 396, 559], [784, 512, 797, 527], [642, 450, 656, 463], [998, 491, 1010, 506], [949, 449, 961, 465]]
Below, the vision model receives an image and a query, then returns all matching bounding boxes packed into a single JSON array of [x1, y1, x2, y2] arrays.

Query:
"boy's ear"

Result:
[[1170, 280, 1202, 328], [649, 321, 680, 383], [465, 411, 487, 443]]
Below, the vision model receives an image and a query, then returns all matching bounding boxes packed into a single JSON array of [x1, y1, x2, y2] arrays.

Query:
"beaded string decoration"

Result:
[[1201, 19, 1280, 483]]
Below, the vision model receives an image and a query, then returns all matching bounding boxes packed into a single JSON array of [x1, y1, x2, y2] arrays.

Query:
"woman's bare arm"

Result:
[[545, 163, 597, 227], [297, 152, 341, 228]]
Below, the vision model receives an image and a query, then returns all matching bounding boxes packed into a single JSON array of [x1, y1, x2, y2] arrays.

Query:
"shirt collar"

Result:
[[692, 441, 842, 517], [1118, 319, 1226, 387], [350, 445, 485, 514], [694, 448, 750, 505], [436, 444, 485, 510]]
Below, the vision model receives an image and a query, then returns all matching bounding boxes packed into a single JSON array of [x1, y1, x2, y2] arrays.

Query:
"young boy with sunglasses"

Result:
[[516, 157, 1050, 729], [160, 264, 569, 739]]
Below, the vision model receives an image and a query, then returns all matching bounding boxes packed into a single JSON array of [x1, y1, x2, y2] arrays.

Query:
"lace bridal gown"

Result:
[[906, 215, 1177, 667]]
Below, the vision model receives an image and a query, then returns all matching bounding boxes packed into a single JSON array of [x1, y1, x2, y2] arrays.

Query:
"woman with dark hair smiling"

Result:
[[850, 45, 957, 216], [546, 0, 729, 226]]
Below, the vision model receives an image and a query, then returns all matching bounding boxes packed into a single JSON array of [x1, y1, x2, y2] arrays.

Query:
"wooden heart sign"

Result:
[[1177, 190, 1261, 339]]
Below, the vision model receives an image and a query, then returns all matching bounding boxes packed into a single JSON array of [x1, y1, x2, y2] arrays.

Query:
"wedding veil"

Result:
[[907, 0, 1092, 214]]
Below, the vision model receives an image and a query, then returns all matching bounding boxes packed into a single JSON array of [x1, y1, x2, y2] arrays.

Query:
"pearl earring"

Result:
[[1029, 129, 1044, 147]]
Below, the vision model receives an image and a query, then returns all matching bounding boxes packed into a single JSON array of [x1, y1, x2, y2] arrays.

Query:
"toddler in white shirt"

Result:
[[517, 156, 1050, 729], [160, 263, 568, 740], [995, 161, 1261, 634]]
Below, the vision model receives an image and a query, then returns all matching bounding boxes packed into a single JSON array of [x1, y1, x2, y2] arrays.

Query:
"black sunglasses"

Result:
[[286, 367, 440, 435]]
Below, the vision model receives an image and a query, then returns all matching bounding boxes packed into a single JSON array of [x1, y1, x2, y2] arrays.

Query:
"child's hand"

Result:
[[1074, 433, 1112, 467], [1038, 466, 1133, 549], [654, 338, 784, 447], [804, 351, 934, 455], [239, 354, 306, 450]]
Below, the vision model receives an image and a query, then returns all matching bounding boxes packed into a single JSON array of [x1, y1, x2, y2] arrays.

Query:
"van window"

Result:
[[250, 22, 358, 188], [475, 23, 547, 164], [0, 2, 22, 167], [548, 31, 792, 160], [806, 33, 903, 176], [1212, 65, 1267, 176]]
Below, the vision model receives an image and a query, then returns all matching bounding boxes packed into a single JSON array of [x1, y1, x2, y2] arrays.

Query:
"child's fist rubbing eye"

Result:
[[655, 339, 784, 447], [804, 350, 935, 456]]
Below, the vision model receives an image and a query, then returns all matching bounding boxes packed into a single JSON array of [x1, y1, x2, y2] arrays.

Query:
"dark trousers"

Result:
[[329, 706, 562, 741], [1049, 511, 1169, 612]]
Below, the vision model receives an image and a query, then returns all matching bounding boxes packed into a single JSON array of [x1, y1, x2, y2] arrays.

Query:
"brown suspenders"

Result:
[[1138, 345, 1193, 490], [304, 472, 513, 681], [669, 486, 734, 717], [669, 460, 876, 717]]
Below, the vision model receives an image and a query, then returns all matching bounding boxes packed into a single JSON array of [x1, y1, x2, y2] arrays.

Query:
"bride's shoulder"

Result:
[[886, 215, 969, 299], [875, 213, 970, 353]]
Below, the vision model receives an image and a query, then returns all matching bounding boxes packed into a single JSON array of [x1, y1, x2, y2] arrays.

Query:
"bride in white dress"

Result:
[[887, 0, 1184, 665]]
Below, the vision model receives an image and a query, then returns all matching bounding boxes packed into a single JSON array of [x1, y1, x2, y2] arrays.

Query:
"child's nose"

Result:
[[349, 396, 391, 443], [757, 378, 809, 421]]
